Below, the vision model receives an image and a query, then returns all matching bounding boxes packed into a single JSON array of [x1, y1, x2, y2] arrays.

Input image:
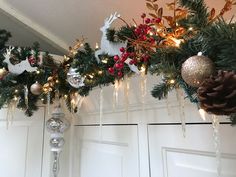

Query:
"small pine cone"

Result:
[[197, 70, 236, 115]]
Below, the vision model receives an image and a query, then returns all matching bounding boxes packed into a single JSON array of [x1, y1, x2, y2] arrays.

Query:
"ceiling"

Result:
[[0, 0, 235, 55]]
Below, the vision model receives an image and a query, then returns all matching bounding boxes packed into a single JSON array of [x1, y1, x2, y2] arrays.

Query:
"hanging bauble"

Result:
[[198, 70, 236, 115], [67, 67, 85, 88], [30, 81, 42, 95], [46, 105, 70, 134], [50, 137, 65, 151], [0, 68, 7, 79], [181, 53, 215, 87]]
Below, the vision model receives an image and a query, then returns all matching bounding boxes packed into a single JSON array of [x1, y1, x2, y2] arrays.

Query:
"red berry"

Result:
[[114, 55, 119, 61], [120, 47, 125, 53], [119, 63, 124, 69], [115, 63, 120, 69], [145, 18, 151, 24], [108, 67, 114, 74], [155, 18, 161, 23], [141, 13, 146, 18], [129, 60, 134, 65], [117, 71, 123, 77]]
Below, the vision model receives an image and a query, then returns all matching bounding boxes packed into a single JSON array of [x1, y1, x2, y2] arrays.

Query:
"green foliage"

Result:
[[178, 0, 209, 29], [151, 81, 174, 100]]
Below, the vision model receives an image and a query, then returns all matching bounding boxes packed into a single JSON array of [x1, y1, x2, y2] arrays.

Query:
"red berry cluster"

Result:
[[134, 13, 161, 45], [108, 47, 134, 78]]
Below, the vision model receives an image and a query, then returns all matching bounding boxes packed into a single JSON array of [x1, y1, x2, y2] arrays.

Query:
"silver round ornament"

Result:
[[50, 137, 65, 150], [30, 81, 42, 95], [46, 106, 70, 134], [67, 67, 85, 88], [181, 54, 215, 87]]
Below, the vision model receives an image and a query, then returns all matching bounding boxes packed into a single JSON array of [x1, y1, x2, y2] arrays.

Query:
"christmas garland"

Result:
[[0, 0, 235, 124]]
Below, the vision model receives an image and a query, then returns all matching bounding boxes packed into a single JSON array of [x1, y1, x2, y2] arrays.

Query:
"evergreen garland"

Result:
[[0, 0, 235, 124]]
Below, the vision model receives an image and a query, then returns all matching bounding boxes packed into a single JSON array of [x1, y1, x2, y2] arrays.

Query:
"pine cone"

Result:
[[197, 70, 236, 115]]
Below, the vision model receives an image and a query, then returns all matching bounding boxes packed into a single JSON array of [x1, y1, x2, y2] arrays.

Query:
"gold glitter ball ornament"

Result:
[[30, 81, 43, 95], [181, 54, 215, 87]]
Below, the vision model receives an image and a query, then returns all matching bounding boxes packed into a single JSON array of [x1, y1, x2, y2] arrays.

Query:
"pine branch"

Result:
[[178, 0, 209, 29], [151, 82, 173, 100]]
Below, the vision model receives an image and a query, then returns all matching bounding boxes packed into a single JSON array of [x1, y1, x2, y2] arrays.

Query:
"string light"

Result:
[[101, 58, 108, 63], [188, 27, 193, 31], [64, 95, 68, 99], [140, 65, 146, 73], [95, 43, 99, 49], [98, 70, 103, 74], [149, 31, 154, 36], [169, 79, 176, 84], [13, 96, 18, 101], [14, 89, 19, 93], [41, 98, 45, 101]]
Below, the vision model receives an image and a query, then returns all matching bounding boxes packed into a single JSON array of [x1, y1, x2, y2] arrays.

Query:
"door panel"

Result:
[[0, 108, 45, 177], [148, 124, 236, 177], [72, 125, 139, 177]]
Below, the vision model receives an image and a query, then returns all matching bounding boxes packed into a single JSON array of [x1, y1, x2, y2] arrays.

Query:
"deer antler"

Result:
[[3, 46, 14, 59], [104, 12, 121, 26]]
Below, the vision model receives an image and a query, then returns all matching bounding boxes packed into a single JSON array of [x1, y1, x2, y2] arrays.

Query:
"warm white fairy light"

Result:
[[13, 96, 18, 101], [95, 43, 99, 49], [14, 89, 19, 93], [169, 79, 175, 84], [188, 27, 193, 31], [101, 58, 108, 63], [140, 66, 146, 73]]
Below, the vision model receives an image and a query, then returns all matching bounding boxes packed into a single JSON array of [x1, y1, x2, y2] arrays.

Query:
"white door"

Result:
[[148, 124, 236, 177], [71, 125, 140, 177], [0, 108, 45, 177]]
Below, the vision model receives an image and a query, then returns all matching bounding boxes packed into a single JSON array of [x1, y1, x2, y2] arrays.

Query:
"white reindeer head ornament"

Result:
[[95, 12, 139, 74], [3, 46, 38, 75], [95, 12, 126, 62]]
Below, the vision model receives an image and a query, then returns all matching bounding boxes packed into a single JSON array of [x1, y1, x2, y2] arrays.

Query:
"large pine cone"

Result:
[[197, 70, 236, 115]]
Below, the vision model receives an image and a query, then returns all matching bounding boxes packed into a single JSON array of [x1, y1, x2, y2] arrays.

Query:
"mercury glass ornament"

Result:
[[67, 67, 85, 88], [50, 137, 65, 151], [46, 105, 70, 134], [181, 53, 215, 87]]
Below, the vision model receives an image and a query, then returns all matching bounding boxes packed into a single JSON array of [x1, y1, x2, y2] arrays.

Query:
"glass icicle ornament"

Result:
[[176, 88, 186, 137], [212, 115, 222, 177], [99, 88, 103, 141]]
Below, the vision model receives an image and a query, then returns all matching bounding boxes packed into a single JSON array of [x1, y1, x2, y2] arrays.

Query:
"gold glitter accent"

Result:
[[181, 55, 215, 87]]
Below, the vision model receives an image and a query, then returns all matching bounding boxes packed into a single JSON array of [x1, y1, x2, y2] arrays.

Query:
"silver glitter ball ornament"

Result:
[[67, 67, 85, 88], [46, 106, 70, 134], [181, 54, 215, 87]]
